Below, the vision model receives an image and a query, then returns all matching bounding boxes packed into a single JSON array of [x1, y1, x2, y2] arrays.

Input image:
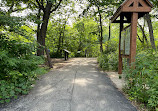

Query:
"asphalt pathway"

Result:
[[0, 58, 137, 111]]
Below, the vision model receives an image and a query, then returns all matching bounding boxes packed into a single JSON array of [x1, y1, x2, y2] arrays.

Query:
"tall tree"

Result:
[[98, 7, 103, 52], [33, 0, 63, 56], [144, 13, 156, 50], [80, 0, 121, 52]]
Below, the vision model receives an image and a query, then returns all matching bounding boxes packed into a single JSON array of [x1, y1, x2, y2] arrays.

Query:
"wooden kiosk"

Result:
[[111, 0, 153, 74], [63, 49, 71, 61]]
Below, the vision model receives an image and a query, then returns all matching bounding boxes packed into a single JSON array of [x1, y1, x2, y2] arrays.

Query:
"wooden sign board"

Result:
[[121, 31, 125, 54], [125, 26, 130, 55], [111, 0, 153, 74], [121, 26, 131, 55]]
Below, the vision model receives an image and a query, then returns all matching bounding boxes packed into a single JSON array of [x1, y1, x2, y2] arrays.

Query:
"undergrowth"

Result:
[[97, 40, 118, 72], [97, 40, 158, 110], [0, 35, 47, 103], [97, 51, 118, 71], [123, 50, 158, 111]]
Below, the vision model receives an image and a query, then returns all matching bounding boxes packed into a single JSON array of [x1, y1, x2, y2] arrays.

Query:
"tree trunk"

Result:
[[37, 3, 52, 56], [58, 31, 62, 55], [145, 13, 156, 50], [62, 25, 66, 56], [108, 20, 111, 41], [37, 9, 42, 56], [137, 34, 143, 43], [45, 48, 53, 68], [98, 7, 103, 52], [138, 23, 148, 44]]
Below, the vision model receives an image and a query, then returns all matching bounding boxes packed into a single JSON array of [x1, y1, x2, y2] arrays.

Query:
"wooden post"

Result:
[[130, 13, 138, 66], [110, 0, 152, 75], [64, 51, 67, 60], [45, 48, 53, 68], [118, 16, 124, 74], [67, 53, 69, 59]]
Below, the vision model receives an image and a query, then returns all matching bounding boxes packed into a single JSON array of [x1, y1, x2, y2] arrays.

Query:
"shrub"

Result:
[[123, 50, 158, 110], [98, 51, 118, 71], [0, 35, 46, 103]]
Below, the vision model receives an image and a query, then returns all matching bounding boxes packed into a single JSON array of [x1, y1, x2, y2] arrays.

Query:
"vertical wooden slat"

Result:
[[130, 12, 138, 65], [64, 51, 67, 60], [118, 16, 124, 74]]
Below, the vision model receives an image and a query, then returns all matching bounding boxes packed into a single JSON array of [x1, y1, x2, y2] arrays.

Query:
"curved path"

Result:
[[0, 58, 137, 111]]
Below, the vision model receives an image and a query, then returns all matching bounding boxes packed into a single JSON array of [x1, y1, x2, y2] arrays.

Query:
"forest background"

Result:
[[0, 0, 158, 110]]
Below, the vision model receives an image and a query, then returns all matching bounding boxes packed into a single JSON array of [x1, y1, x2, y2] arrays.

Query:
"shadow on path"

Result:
[[0, 58, 137, 111]]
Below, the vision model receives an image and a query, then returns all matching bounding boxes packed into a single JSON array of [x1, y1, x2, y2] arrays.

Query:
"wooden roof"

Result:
[[111, 0, 153, 23], [121, 0, 153, 8]]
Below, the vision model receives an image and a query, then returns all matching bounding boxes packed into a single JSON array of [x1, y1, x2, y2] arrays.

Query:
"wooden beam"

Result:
[[144, 0, 153, 7], [130, 12, 138, 66], [111, 7, 122, 23], [118, 16, 124, 74], [121, 55, 130, 58], [122, 7, 151, 12], [113, 20, 131, 23]]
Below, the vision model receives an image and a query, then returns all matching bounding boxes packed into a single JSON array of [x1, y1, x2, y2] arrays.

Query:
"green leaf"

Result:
[[0, 100, 5, 103], [22, 85, 27, 89], [5, 99, 10, 103]]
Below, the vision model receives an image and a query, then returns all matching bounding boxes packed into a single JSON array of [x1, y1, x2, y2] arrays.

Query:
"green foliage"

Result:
[[123, 50, 158, 110], [98, 51, 118, 71], [0, 34, 46, 103], [46, 17, 100, 58], [98, 40, 118, 71]]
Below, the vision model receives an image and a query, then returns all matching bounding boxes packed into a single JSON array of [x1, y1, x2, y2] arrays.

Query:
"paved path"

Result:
[[0, 58, 137, 111]]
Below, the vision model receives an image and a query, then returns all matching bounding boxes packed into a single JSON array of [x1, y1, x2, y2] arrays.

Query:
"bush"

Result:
[[123, 50, 158, 110], [97, 39, 118, 71], [0, 35, 46, 103], [98, 51, 118, 71], [50, 51, 63, 58]]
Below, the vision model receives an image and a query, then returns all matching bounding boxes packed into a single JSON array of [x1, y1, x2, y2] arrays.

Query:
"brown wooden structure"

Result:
[[63, 49, 71, 61], [111, 0, 153, 74]]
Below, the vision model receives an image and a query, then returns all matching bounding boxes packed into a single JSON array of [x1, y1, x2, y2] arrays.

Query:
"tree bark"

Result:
[[108, 20, 111, 41], [36, 0, 62, 56], [145, 13, 156, 50], [98, 7, 103, 53], [37, 9, 43, 56], [45, 48, 53, 68], [38, 3, 52, 55]]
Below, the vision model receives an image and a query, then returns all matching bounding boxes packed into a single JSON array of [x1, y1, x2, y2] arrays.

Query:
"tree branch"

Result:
[[8, 1, 15, 14], [79, 4, 92, 17], [41, 0, 45, 11], [50, 0, 62, 13], [137, 34, 143, 43], [29, 1, 38, 8], [138, 22, 148, 44], [36, 0, 45, 11], [12, 8, 27, 13]]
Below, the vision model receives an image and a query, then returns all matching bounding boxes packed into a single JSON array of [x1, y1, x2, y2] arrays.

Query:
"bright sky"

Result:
[[0, 0, 88, 26], [54, 0, 88, 25]]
